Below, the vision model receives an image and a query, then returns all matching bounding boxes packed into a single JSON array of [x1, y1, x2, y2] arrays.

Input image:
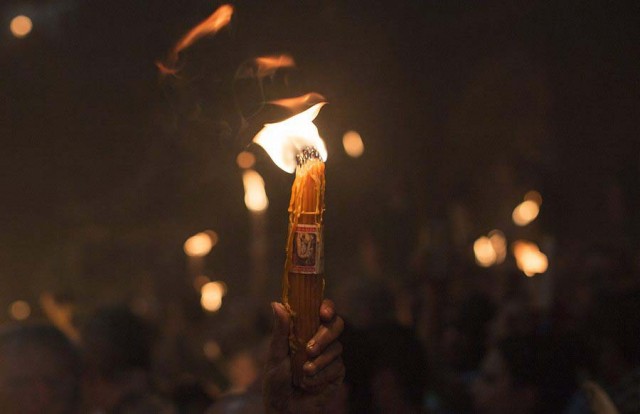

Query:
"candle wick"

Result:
[[296, 147, 321, 167]]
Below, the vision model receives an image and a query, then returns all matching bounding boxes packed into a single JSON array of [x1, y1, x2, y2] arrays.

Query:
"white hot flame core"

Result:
[[252, 103, 328, 173]]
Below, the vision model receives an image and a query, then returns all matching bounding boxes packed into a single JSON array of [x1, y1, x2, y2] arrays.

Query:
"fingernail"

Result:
[[304, 361, 315, 373], [307, 339, 316, 351]]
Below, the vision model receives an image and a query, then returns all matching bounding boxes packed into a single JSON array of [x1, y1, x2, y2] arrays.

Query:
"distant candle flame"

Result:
[[342, 130, 364, 158], [236, 54, 296, 79], [253, 99, 327, 173], [488, 229, 507, 264], [243, 169, 269, 212], [512, 200, 540, 226], [474, 236, 497, 267], [201, 281, 226, 312], [10, 15, 32, 38], [184, 231, 218, 257], [513, 240, 548, 277], [157, 4, 233, 75]]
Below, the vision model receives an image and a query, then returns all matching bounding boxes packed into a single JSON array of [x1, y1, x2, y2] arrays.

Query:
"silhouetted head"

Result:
[[0, 324, 81, 414]]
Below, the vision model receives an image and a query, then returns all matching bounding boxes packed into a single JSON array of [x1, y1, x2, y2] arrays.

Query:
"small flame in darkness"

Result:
[[270, 92, 326, 114], [253, 99, 327, 173], [157, 4, 234, 75], [236, 54, 296, 79]]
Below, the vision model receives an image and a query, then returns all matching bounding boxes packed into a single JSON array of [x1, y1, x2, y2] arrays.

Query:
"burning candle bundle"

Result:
[[284, 146, 325, 386], [253, 99, 328, 386]]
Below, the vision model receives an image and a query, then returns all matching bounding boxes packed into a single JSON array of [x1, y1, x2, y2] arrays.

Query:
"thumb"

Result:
[[267, 302, 290, 366]]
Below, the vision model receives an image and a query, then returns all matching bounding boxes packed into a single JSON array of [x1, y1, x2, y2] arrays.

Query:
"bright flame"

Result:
[[488, 229, 507, 264], [242, 170, 269, 212], [253, 102, 327, 173], [512, 200, 540, 226], [524, 190, 543, 207], [236, 54, 296, 79], [513, 240, 548, 277], [474, 236, 497, 267], [157, 4, 233, 75], [184, 231, 218, 257], [343, 130, 364, 158], [236, 151, 256, 169], [201, 281, 226, 312], [9, 300, 31, 320], [10, 15, 32, 38]]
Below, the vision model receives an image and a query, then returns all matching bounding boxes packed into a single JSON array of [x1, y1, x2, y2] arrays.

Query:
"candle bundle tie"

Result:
[[283, 146, 325, 387]]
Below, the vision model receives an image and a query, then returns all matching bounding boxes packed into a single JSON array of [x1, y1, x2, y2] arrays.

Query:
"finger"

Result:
[[267, 302, 291, 366], [306, 315, 344, 357], [304, 341, 343, 376], [301, 357, 346, 390], [319, 299, 336, 322]]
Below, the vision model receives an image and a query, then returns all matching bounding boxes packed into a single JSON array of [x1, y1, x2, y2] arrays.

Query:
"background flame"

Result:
[[236, 54, 296, 79], [157, 4, 234, 75]]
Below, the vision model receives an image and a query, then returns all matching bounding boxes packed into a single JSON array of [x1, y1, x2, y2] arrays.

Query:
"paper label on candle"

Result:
[[291, 224, 323, 274]]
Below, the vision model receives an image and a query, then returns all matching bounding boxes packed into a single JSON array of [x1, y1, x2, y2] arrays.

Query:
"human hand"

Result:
[[263, 300, 345, 414]]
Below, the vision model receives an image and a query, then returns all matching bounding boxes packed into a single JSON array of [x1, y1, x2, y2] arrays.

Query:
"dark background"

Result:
[[1, 0, 639, 320]]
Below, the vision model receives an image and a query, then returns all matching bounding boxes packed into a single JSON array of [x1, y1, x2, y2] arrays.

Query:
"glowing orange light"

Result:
[[157, 4, 234, 75], [474, 236, 497, 267], [9, 300, 31, 320], [236, 151, 256, 169], [236, 54, 296, 79], [513, 240, 548, 277], [512, 200, 540, 226], [253, 101, 327, 173], [242, 170, 269, 212], [524, 190, 543, 207], [203, 340, 222, 360], [201, 281, 226, 312], [184, 231, 218, 257], [342, 130, 364, 158], [10, 15, 32, 38], [488, 229, 507, 264]]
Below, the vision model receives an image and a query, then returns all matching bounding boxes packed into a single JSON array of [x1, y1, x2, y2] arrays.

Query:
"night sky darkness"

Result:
[[1, 1, 639, 312]]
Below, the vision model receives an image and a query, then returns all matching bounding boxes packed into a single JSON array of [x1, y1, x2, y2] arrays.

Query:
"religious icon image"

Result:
[[293, 231, 316, 267]]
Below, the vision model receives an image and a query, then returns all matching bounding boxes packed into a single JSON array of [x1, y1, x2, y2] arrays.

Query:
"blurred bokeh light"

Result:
[[10, 15, 32, 38], [9, 300, 31, 320], [513, 240, 548, 277], [342, 130, 365, 158], [474, 236, 497, 267], [200, 281, 226, 312], [512, 200, 540, 226], [242, 169, 268, 212], [236, 151, 256, 169], [488, 229, 507, 264], [184, 231, 218, 257]]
